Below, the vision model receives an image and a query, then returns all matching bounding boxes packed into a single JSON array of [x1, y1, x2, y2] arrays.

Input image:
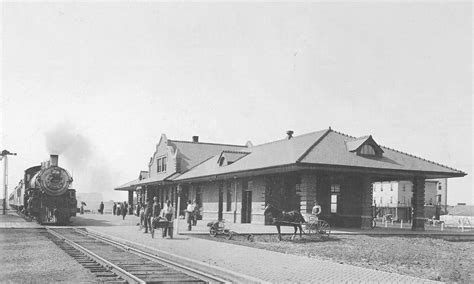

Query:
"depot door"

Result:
[[218, 185, 223, 220], [241, 190, 252, 223]]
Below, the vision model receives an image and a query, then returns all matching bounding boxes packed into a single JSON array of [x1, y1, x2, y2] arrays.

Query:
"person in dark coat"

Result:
[[136, 202, 141, 217], [99, 202, 104, 215], [152, 197, 161, 219], [144, 200, 153, 233], [122, 201, 128, 220], [113, 203, 117, 215], [192, 200, 199, 226]]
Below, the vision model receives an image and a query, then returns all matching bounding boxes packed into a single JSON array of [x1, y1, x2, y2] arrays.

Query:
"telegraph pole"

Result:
[[1, 150, 17, 215]]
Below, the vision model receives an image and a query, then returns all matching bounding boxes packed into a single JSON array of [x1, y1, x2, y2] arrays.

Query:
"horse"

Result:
[[264, 203, 306, 241]]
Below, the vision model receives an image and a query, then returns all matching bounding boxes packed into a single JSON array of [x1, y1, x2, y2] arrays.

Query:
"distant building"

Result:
[[372, 179, 448, 220]]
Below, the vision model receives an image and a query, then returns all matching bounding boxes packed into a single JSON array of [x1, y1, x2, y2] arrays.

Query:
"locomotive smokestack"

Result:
[[50, 155, 58, 167]]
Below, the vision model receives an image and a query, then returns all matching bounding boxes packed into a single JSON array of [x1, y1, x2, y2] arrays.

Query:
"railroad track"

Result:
[[46, 227, 228, 283]]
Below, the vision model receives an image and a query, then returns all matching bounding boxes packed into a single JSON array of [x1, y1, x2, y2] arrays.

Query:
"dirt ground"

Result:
[[0, 229, 96, 282], [197, 233, 474, 283]]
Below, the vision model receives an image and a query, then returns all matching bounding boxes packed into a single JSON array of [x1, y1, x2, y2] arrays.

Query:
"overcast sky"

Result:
[[1, 1, 472, 204]]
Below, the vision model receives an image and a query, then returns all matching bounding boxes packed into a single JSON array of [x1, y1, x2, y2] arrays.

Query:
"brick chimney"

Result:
[[192, 136, 199, 143]]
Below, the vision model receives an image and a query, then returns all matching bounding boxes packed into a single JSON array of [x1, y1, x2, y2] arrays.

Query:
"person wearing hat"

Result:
[[143, 199, 153, 233], [312, 200, 321, 220], [185, 200, 194, 231], [152, 197, 161, 219], [161, 200, 174, 238]]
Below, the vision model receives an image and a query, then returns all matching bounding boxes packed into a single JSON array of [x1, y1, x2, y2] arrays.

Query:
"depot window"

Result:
[[162, 157, 167, 172], [157, 156, 167, 173], [330, 184, 341, 214], [157, 158, 162, 173]]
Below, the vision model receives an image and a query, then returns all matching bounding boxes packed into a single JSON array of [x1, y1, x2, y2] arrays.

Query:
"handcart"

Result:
[[207, 220, 254, 241], [151, 217, 173, 239]]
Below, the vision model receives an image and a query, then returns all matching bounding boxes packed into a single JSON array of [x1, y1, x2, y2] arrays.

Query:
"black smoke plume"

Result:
[[44, 122, 119, 201]]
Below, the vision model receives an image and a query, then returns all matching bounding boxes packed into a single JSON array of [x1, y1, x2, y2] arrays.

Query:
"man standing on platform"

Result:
[[186, 200, 194, 231], [162, 200, 174, 238], [152, 197, 161, 220], [144, 199, 153, 233]]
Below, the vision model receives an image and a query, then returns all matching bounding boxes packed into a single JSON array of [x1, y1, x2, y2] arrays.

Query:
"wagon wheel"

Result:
[[307, 222, 319, 240], [225, 231, 234, 240], [209, 227, 217, 237], [317, 220, 331, 240]]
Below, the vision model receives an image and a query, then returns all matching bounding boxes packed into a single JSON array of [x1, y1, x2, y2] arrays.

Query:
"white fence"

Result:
[[440, 215, 474, 229]]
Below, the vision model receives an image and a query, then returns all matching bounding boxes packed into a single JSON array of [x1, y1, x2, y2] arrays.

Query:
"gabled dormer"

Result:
[[346, 135, 384, 157], [148, 134, 178, 177], [217, 151, 250, 167], [138, 171, 149, 181]]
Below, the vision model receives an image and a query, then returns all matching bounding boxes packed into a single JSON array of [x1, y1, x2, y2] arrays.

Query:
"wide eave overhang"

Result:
[[174, 162, 466, 184]]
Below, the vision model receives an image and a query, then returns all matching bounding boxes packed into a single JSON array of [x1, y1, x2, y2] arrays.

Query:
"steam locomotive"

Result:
[[9, 155, 77, 225]]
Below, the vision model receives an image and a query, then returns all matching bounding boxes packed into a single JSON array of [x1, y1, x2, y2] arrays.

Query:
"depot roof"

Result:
[[174, 128, 466, 182]]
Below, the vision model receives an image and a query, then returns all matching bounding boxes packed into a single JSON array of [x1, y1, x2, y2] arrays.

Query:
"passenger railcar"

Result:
[[9, 155, 77, 225]]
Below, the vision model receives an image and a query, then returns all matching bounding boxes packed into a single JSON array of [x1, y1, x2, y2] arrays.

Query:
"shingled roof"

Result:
[[299, 130, 464, 175], [168, 140, 247, 172], [174, 128, 466, 181], [174, 129, 330, 180], [115, 178, 140, 191], [115, 137, 248, 190]]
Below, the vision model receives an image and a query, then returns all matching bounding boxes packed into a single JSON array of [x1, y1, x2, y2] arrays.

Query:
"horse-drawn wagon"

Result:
[[264, 204, 330, 241]]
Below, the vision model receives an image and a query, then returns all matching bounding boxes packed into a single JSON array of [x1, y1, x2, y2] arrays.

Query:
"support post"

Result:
[[360, 175, 373, 229], [234, 177, 237, 223], [411, 176, 425, 231], [1, 150, 17, 215], [3, 155, 7, 215], [176, 184, 182, 235]]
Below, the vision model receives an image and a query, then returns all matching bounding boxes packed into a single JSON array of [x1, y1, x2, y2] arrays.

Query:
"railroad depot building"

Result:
[[115, 128, 466, 230]]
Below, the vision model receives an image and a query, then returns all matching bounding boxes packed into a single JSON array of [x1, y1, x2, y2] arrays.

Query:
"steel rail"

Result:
[[75, 228, 228, 283], [46, 228, 145, 284]]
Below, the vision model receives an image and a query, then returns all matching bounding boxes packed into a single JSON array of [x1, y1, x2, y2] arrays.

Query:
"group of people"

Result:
[[138, 197, 175, 238], [113, 201, 129, 220]]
